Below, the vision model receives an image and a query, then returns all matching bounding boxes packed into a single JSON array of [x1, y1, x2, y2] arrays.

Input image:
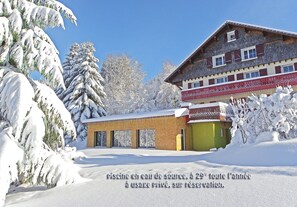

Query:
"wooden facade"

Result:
[[84, 109, 192, 150], [166, 21, 297, 103], [84, 104, 231, 151]]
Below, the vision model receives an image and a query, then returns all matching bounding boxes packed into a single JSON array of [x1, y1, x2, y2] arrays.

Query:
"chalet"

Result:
[[85, 20, 297, 151], [166, 20, 297, 103]]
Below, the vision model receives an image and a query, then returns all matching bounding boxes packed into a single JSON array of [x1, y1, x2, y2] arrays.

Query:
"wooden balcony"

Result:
[[189, 103, 229, 121], [182, 72, 297, 102]]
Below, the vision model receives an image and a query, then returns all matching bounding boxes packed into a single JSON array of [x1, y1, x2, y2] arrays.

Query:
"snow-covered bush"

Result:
[[58, 42, 106, 147], [58, 146, 86, 161], [0, 1, 81, 206], [230, 86, 297, 146]]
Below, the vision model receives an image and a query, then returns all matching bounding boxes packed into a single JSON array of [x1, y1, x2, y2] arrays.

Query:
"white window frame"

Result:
[[227, 31, 236, 42], [216, 76, 228, 84], [282, 64, 294, 73], [212, 54, 226, 68], [241, 46, 257, 61], [192, 82, 201, 88], [245, 71, 260, 79]]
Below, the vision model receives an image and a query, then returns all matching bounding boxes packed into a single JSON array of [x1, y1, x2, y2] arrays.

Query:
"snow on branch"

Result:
[[230, 86, 297, 146], [0, 1, 79, 206], [34, 81, 76, 147]]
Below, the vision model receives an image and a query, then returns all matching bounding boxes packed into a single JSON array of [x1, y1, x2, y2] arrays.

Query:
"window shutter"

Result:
[[224, 33, 227, 42], [235, 30, 239, 39], [275, 66, 281, 74], [188, 83, 192, 89], [228, 75, 235, 82], [209, 78, 215, 85], [259, 68, 268, 76], [294, 62, 297, 71], [199, 80, 203, 87], [207, 57, 213, 68], [256, 44, 264, 57], [236, 73, 244, 80], [225, 52, 232, 64], [234, 50, 241, 62]]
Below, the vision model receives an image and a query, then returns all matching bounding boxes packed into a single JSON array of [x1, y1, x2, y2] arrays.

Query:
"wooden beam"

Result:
[[282, 35, 287, 41], [189, 58, 192, 64]]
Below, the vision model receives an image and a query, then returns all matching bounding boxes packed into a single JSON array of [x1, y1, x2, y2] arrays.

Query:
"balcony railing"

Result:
[[182, 72, 297, 101]]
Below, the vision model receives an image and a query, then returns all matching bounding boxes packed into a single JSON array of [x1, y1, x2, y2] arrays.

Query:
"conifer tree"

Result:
[[60, 42, 106, 145], [0, 1, 81, 206]]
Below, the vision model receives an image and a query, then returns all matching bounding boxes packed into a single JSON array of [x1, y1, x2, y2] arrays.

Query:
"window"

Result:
[[212, 54, 225, 68], [216, 77, 228, 84], [283, 65, 294, 73], [192, 82, 200, 88], [227, 31, 236, 42], [220, 128, 224, 137], [95, 131, 107, 147], [138, 129, 155, 148], [113, 130, 132, 147], [241, 46, 257, 60], [245, 71, 259, 79]]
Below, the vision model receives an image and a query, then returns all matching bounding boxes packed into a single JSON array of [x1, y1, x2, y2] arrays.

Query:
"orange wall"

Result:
[[86, 115, 191, 150]]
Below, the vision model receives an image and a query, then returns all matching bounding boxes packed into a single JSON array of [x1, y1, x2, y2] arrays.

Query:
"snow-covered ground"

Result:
[[5, 140, 297, 207]]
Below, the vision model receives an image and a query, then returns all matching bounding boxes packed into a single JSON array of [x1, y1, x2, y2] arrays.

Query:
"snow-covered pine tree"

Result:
[[145, 62, 181, 111], [101, 54, 147, 115], [60, 42, 106, 146], [56, 43, 80, 98], [0, 1, 81, 206]]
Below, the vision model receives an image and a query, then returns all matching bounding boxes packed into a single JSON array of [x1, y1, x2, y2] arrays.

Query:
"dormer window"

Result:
[[212, 54, 225, 68], [227, 30, 236, 42]]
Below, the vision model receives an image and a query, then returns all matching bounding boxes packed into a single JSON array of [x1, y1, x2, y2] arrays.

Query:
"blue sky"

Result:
[[48, 0, 297, 80]]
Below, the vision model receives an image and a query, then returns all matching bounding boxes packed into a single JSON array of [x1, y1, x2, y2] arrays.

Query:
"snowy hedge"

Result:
[[230, 86, 297, 146]]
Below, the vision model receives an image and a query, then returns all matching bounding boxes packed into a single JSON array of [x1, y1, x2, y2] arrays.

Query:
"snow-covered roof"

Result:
[[180, 102, 192, 108], [188, 119, 221, 124], [82, 108, 189, 123], [165, 20, 297, 84]]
